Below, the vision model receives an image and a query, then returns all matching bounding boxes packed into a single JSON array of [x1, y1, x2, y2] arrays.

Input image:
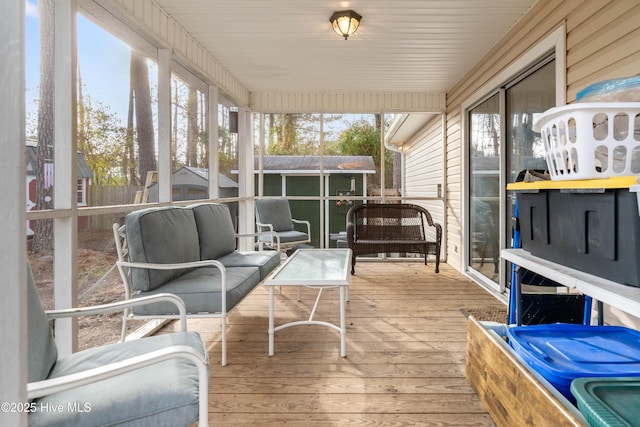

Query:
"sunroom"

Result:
[[3, 0, 640, 425]]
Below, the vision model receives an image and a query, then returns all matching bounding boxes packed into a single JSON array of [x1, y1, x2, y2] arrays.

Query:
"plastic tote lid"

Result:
[[507, 324, 640, 379], [570, 377, 640, 427], [576, 76, 640, 102]]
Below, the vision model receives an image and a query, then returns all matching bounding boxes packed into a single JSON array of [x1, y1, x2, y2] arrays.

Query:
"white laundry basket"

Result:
[[532, 103, 640, 180]]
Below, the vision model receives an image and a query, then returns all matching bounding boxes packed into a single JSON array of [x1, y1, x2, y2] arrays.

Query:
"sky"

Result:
[[26, 0, 132, 125]]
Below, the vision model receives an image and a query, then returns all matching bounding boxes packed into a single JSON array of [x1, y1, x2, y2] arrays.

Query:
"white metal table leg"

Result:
[[308, 288, 323, 321], [340, 285, 346, 357], [268, 286, 275, 356]]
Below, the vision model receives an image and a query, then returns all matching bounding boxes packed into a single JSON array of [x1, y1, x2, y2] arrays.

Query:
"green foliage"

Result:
[[335, 119, 380, 157], [335, 119, 394, 186], [77, 94, 128, 185]]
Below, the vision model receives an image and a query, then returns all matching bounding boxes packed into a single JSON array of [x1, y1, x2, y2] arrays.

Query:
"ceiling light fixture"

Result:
[[330, 10, 362, 40]]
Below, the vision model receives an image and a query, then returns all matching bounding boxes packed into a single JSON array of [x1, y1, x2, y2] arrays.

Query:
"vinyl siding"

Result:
[[404, 116, 446, 246]]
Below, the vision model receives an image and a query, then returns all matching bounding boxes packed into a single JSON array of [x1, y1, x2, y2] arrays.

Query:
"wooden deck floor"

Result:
[[161, 262, 506, 426]]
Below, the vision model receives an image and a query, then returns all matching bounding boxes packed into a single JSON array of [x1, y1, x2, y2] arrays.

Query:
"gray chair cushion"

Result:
[[27, 264, 58, 384], [131, 266, 261, 315], [258, 230, 309, 244], [189, 203, 237, 260], [29, 331, 207, 427], [255, 198, 293, 231], [125, 207, 201, 291], [218, 250, 280, 280]]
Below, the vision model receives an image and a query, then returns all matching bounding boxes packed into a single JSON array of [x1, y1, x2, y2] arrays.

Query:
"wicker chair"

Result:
[[346, 203, 442, 274]]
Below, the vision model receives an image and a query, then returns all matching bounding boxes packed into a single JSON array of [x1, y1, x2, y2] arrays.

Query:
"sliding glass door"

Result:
[[469, 94, 501, 281], [506, 60, 556, 234], [468, 59, 555, 288]]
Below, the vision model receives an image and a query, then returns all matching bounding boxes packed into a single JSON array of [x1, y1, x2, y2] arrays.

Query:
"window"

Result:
[[77, 179, 86, 205]]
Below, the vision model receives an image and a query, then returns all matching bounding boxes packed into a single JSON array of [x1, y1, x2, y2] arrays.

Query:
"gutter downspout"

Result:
[[383, 112, 405, 199]]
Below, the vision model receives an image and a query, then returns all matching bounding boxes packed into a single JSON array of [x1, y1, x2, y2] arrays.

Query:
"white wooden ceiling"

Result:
[[150, 0, 539, 94]]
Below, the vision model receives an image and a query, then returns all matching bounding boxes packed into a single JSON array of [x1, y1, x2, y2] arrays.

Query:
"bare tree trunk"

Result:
[[186, 87, 198, 167], [130, 51, 156, 185], [490, 115, 500, 157], [125, 82, 135, 185], [172, 80, 179, 168], [268, 114, 275, 147], [282, 114, 297, 153], [32, 0, 55, 254], [393, 152, 402, 190], [199, 91, 207, 167], [77, 58, 90, 180]]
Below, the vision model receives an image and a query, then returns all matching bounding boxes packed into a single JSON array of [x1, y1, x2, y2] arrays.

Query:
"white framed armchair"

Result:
[[255, 198, 311, 252], [26, 264, 210, 427]]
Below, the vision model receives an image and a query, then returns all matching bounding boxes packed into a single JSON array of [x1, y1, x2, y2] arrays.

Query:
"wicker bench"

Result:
[[346, 203, 442, 275]]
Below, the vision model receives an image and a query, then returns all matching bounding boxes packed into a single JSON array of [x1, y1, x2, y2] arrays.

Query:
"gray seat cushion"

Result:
[[29, 331, 207, 427], [218, 250, 280, 280], [255, 198, 293, 231], [125, 206, 201, 291], [258, 230, 309, 244], [190, 203, 237, 260], [131, 266, 261, 315], [27, 264, 58, 384]]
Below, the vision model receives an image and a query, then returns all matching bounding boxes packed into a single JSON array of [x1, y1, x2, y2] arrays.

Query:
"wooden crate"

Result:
[[465, 316, 586, 427]]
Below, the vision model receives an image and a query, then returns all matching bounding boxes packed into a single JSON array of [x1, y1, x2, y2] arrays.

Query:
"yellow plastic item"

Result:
[[507, 176, 639, 191]]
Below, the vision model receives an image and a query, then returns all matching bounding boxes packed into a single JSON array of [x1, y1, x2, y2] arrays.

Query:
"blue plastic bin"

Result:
[[507, 324, 640, 403]]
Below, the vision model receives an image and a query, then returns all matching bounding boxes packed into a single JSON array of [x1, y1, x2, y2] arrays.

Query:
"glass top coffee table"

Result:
[[264, 248, 352, 358]]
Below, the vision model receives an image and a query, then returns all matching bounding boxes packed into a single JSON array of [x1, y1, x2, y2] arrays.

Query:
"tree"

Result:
[[171, 78, 180, 168], [215, 104, 238, 177], [77, 93, 127, 185], [198, 92, 208, 167], [375, 113, 401, 189], [218, 125, 236, 176], [186, 86, 199, 167], [335, 118, 393, 188], [266, 114, 299, 154], [31, 0, 54, 254], [124, 79, 136, 185], [129, 51, 156, 185], [169, 77, 207, 169], [264, 113, 340, 155]]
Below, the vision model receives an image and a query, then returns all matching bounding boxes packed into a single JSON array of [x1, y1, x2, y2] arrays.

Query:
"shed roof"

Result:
[[25, 144, 93, 179], [182, 167, 239, 188], [147, 166, 239, 189], [254, 156, 376, 174]]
